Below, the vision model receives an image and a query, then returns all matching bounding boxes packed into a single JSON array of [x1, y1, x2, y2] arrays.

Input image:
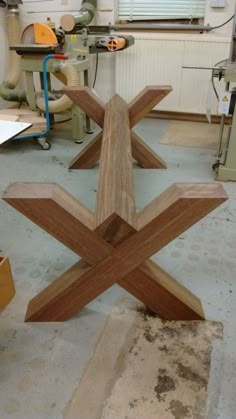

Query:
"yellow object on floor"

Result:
[[0, 257, 15, 312]]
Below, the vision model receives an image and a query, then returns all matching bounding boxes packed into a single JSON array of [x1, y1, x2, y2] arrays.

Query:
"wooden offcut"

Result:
[[0, 109, 46, 136], [0, 257, 15, 312], [2, 89, 228, 322], [64, 86, 172, 170]]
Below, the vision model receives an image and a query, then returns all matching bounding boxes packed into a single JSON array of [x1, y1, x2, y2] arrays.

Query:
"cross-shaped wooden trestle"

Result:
[[64, 85, 171, 169], [3, 91, 227, 322]]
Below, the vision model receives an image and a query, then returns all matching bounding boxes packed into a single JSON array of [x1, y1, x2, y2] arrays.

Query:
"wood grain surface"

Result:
[[95, 94, 136, 229], [3, 183, 111, 265], [21, 183, 226, 321], [129, 85, 172, 127], [67, 86, 169, 170], [63, 87, 105, 128]]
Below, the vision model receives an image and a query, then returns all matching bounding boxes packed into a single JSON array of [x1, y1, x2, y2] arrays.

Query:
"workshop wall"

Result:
[[205, 0, 235, 35], [0, 0, 235, 109]]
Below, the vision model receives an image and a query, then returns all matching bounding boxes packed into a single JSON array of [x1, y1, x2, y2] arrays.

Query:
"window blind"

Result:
[[119, 0, 206, 21]]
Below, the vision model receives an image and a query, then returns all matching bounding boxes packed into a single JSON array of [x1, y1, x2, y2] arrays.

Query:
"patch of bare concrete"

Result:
[[65, 298, 223, 419]]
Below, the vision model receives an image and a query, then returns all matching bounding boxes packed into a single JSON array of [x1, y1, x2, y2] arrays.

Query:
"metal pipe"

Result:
[[60, 0, 97, 32], [113, 23, 212, 32], [182, 65, 227, 70]]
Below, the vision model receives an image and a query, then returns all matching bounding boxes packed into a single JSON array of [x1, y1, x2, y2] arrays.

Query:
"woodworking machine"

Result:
[[184, 7, 236, 181], [2, 0, 134, 143], [212, 11, 236, 182], [11, 22, 134, 141]]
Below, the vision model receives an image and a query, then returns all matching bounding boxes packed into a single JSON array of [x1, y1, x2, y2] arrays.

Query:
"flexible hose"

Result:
[[6, 11, 21, 86], [36, 63, 80, 113], [0, 9, 26, 102]]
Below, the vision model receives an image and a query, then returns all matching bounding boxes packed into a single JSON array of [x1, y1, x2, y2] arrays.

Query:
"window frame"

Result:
[[117, 0, 206, 26]]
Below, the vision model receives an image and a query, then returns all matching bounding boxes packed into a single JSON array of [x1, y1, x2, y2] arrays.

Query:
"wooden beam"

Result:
[[69, 132, 102, 170], [63, 87, 105, 127], [94, 210, 205, 320], [129, 85, 172, 127], [3, 183, 111, 265], [25, 258, 115, 322], [119, 260, 204, 320], [94, 94, 137, 229], [131, 131, 167, 169], [115, 183, 228, 276]]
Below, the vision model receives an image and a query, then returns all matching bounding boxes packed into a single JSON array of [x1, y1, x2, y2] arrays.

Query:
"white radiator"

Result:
[[115, 33, 231, 114]]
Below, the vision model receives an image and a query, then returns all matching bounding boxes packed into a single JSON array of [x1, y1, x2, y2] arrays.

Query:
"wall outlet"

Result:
[[210, 0, 226, 7]]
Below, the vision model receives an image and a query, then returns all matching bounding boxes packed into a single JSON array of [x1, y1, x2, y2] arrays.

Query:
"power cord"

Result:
[[209, 14, 235, 31], [93, 53, 99, 88]]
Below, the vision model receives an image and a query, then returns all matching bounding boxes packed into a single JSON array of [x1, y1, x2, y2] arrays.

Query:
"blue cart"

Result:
[[13, 53, 68, 150]]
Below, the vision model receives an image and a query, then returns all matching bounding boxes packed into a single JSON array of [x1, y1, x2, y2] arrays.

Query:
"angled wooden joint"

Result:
[[64, 86, 172, 170]]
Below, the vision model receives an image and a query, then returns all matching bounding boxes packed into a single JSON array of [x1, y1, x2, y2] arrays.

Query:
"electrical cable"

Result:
[[211, 71, 219, 100], [93, 53, 99, 88], [209, 14, 235, 31]]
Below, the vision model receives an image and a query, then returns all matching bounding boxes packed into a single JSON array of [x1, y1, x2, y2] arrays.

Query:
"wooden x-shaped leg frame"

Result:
[[64, 85, 171, 169], [3, 90, 227, 322]]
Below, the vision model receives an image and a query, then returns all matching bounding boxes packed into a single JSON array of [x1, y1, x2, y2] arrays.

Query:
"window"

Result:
[[119, 0, 206, 21]]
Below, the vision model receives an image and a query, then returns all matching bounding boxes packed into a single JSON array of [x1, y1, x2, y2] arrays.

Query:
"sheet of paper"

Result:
[[0, 120, 32, 144]]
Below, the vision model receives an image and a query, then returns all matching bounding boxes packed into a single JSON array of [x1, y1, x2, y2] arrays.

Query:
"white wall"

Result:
[[204, 0, 236, 36], [0, 0, 235, 108]]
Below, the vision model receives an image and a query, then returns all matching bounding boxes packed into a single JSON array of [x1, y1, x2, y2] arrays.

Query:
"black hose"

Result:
[[209, 15, 235, 31], [93, 53, 99, 88]]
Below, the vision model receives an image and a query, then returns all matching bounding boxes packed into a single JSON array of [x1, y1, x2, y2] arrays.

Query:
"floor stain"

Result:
[[174, 240, 185, 249], [137, 306, 158, 322], [144, 326, 158, 343], [188, 253, 199, 262], [176, 362, 207, 390], [207, 257, 220, 266], [18, 375, 32, 393], [171, 251, 182, 258], [29, 269, 42, 279], [4, 398, 21, 415], [29, 357, 46, 369], [128, 399, 138, 409], [14, 266, 26, 274], [168, 400, 191, 419], [154, 369, 176, 401]]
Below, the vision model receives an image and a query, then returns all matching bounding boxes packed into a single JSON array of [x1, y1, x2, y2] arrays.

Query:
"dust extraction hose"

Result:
[[61, 0, 97, 32], [36, 63, 80, 113], [0, 9, 26, 102]]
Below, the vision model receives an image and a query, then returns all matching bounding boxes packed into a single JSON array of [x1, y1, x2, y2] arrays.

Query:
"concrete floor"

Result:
[[0, 119, 236, 418]]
